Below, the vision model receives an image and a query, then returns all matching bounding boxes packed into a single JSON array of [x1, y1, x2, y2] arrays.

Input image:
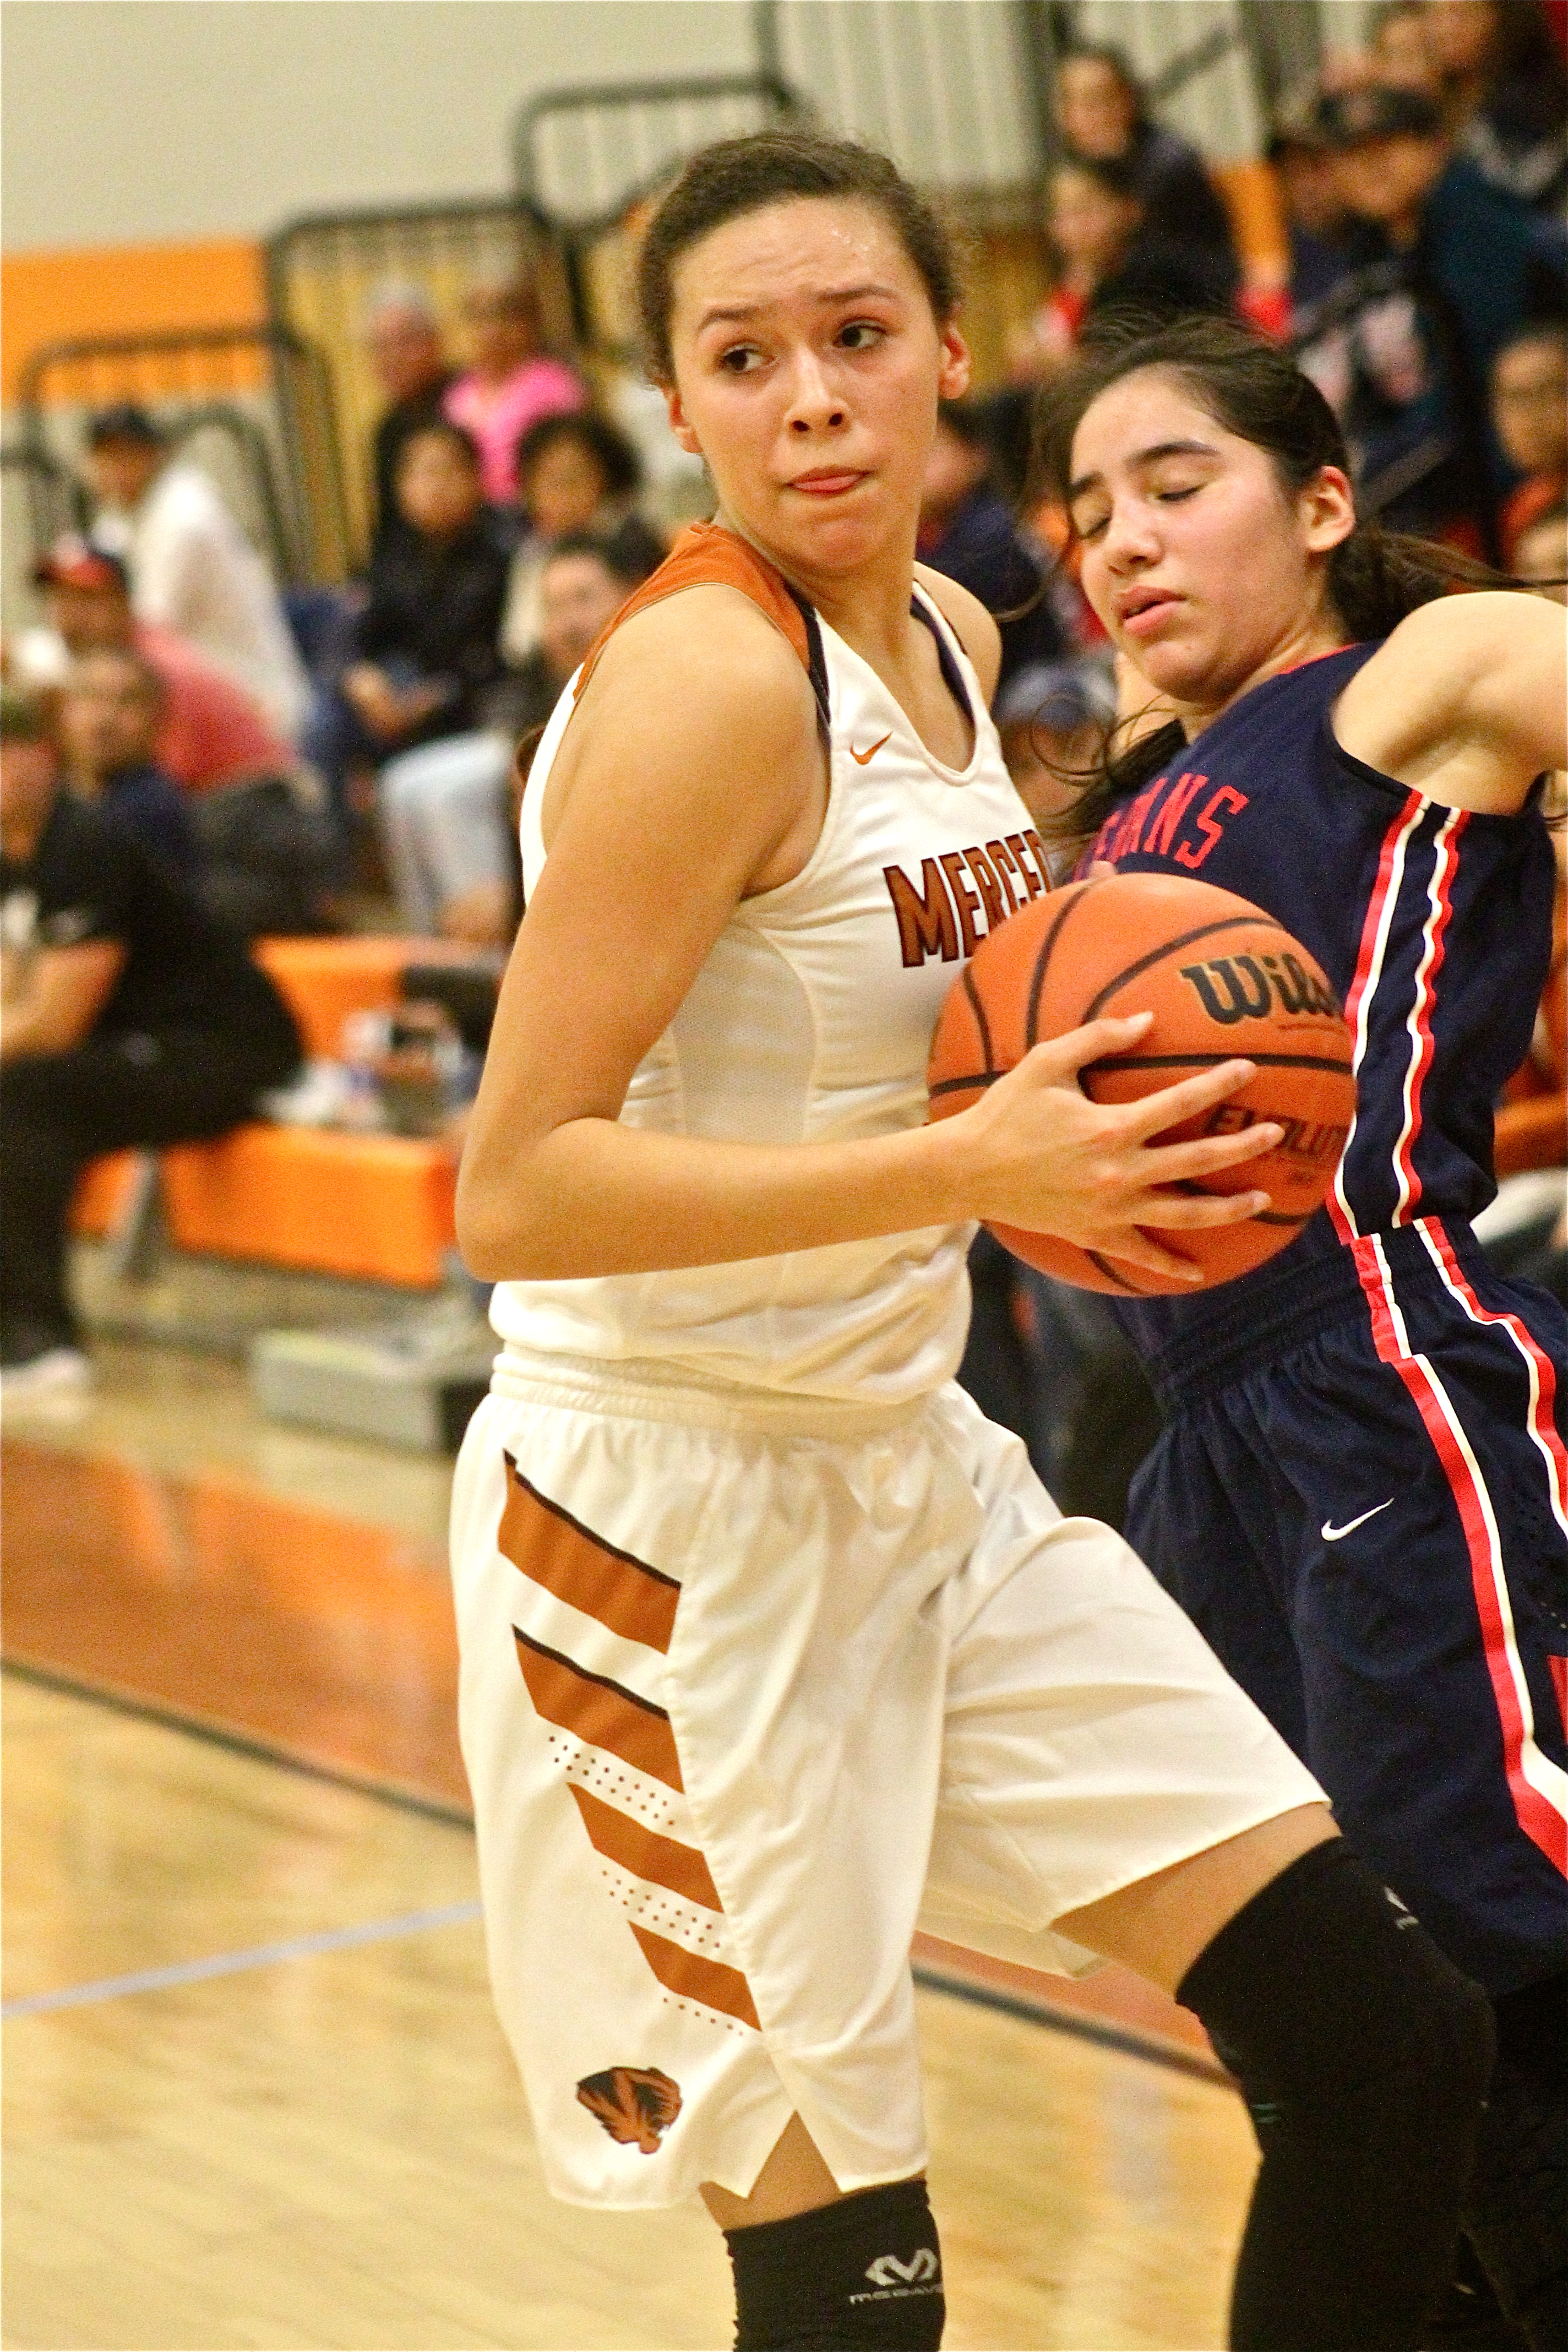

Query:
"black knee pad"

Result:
[[1177, 1839, 1494, 2350], [726, 2177, 944, 2351], [1463, 1975, 1567, 2352]]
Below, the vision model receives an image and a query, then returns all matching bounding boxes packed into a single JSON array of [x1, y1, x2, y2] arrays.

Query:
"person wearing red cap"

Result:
[[11, 539, 300, 800]]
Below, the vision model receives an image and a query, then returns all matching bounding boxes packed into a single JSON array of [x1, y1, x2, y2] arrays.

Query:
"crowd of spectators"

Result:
[[1, 0, 1562, 1418]]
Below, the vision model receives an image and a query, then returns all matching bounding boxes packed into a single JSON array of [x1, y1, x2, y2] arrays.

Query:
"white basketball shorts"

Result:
[[449, 1351, 1324, 2209]]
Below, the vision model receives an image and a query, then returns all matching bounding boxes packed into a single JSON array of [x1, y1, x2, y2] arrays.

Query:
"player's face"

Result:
[[1068, 369, 1354, 713], [663, 198, 971, 581]]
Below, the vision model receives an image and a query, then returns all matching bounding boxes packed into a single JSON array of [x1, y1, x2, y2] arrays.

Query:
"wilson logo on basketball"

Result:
[[1179, 951, 1342, 1025], [575, 2065, 683, 2153]]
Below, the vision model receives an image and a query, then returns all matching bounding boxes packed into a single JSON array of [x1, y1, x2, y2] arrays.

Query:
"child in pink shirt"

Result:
[[443, 275, 585, 505]]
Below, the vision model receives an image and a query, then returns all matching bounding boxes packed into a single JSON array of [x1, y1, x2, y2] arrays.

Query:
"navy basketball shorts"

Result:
[[1126, 1215, 1568, 1997]]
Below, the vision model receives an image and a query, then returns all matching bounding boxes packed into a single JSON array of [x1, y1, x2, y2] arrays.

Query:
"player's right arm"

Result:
[[456, 590, 1283, 1286]]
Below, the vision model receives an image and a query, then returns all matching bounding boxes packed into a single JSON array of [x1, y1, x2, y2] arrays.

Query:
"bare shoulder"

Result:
[[542, 581, 821, 846], [581, 580, 819, 733], [912, 564, 1003, 704], [1335, 591, 1566, 813]]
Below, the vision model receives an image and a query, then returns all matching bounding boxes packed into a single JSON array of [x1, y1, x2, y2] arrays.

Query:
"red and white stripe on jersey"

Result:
[[1351, 1229, 1568, 1875], [1419, 1217, 1568, 1543], [1330, 791, 1470, 1242], [1331, 792, 1427, 1241], [1391, 808, 1467, 1224]]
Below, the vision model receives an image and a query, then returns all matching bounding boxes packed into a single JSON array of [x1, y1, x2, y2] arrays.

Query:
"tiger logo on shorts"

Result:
[[575, 2065, 683, 2153]]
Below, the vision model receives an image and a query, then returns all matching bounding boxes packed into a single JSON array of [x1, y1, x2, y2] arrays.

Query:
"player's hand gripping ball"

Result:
[[927, 873, 1357, 1294]]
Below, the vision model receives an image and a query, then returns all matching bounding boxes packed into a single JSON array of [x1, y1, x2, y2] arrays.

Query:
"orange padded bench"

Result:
[[69, 936, 477, 1286], [72, 1151, 144, 1237], [160, 1126, 456, 1287], [252, 935, 412, 1060]]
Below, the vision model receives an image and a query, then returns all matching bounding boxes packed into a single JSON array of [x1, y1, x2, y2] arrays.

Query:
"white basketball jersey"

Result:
[[490, 558, 1049, 1404]]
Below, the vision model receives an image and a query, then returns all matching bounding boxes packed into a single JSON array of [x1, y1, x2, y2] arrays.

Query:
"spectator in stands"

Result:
[[1513, 499, 1568, 592], [81, 405, 310, 739], [1422, 0, 1568, 213], [1297, 81, 1555, 548], [0, 684, 301, 1401], [917, 401, 1071, 689], [505, 530, 647, 743], [43, 636, 336, 943], [443, 271, 585, 507], [302, 418, 510, 852], [1267, 86, 1355, 320], [500, 411, 665, 665], [363, 282, 458, 562], [56, 650, 198, 882], [390, 533, 644, 948], [14, 540, 298, 799], [993, 658, 1117, 840], [1011, 157, 1234, 382], [1371, 0, 1444, 85], [1053, 43, 1238, 279], [1491, 321, 1568, 559]]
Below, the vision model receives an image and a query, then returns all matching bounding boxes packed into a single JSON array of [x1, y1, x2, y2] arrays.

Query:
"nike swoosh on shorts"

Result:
[[1321, 1500, 1395, 1542]]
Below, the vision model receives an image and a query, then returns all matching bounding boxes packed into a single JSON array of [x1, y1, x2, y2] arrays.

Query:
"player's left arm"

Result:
[[912, 564, 1003, 706], [1335, 590, 1566, 815]]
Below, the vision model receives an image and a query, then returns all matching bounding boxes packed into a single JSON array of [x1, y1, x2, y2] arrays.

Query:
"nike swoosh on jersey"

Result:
[[850, 733, 892, 765], [1321, 1499, 1395, 1542]]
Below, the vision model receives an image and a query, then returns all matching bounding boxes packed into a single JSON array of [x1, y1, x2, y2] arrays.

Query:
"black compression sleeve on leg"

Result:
[[1463, 1972, 1567, 2352], [1176, 1839, 1494, 2352], [725, 2178, 944, 2351]]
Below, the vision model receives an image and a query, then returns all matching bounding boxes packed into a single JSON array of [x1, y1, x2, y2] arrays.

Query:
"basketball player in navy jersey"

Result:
[[1043, 315, 1566, 2351]]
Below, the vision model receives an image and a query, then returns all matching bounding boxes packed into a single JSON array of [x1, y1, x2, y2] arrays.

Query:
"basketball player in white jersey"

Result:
[[452, 133, 1490, 2350]]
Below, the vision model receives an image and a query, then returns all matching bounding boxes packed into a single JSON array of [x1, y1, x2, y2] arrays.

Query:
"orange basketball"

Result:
[[927, 872, 1356, 1295]]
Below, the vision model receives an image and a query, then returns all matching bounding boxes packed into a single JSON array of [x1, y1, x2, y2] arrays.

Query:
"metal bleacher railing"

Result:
[[2, 439, 86, 554], [263, 194, 576, 570], [14, 324, 351, 589], [512, 70, 813, 355]]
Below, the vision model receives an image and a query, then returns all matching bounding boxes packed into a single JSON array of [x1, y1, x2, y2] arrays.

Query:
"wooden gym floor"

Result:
[[2, 1342, 1259, 2350]]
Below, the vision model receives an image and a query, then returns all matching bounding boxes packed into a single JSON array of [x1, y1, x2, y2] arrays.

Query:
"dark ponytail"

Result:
[[1033, 315, 1525, 854]]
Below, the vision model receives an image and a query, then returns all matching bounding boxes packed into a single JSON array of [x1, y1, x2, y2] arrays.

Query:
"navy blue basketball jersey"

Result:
[[1081, 641, 1557, 1354]]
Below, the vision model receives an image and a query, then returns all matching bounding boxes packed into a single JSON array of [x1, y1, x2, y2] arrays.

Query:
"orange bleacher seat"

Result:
[[70, 937, 478, 1275], [253, 935, 421, 1061], [70, 1151, 144, 1238], [160, 1126, 456, 1288]]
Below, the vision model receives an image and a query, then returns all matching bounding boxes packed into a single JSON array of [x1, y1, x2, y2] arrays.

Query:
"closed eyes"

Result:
[[1075, 483, 1203, 540]]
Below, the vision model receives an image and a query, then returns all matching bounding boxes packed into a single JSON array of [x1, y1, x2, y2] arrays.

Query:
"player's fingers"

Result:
[[1140, 1123, 1283, 1183], [1132, 1185, 1273, 1231], [1112, 1058, 1259, 1141], [1095, 1229, 1207, 1283], [1023, 1012, 1153, 1081]]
